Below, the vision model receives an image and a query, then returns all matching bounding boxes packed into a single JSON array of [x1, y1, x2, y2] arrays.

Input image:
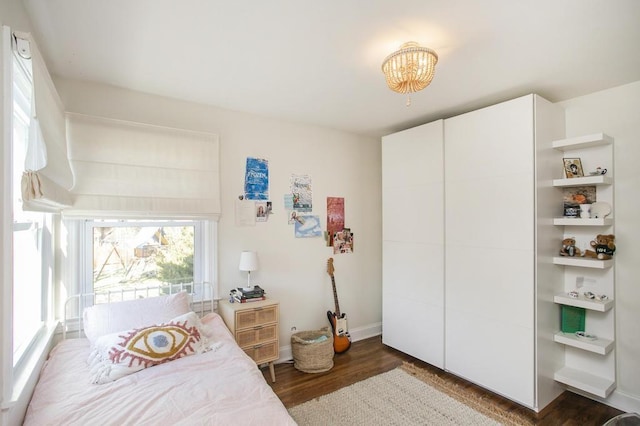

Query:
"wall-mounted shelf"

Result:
[[553, 217, 613, 226], [553, 175, 613, 187], [554, 367, 615, 398], [554, 293, 614, 312], [552, 133, 614, 151], [553, 257, 613, 269], [554, 332, 614, 355]]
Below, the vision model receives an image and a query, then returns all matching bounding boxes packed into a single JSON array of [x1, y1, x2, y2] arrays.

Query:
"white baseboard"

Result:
[[276, 322, 382, 364], [605, 389, 640, 414]]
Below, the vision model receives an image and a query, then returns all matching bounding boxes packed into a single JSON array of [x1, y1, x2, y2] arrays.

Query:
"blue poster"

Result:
[[244, 157, 269, 200]]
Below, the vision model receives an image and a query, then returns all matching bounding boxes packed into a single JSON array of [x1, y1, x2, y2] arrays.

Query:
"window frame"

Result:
[[80, 219, 207, 297], [9, 41, 52, 371]]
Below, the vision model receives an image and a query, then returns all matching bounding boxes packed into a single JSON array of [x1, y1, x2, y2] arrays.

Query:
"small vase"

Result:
[[580, 204, 591, 219]]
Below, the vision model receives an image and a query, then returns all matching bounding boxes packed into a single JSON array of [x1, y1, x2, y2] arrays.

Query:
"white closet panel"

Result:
[[444, 95, 536, 407], [382, 120, 444, 368]]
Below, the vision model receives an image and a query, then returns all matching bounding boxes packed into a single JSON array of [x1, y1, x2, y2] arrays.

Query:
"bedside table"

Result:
[[218, 298, 279, 382]]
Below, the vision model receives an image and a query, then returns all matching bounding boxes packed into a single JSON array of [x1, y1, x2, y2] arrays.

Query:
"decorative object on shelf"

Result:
[[579, 204, 591, 218], [590, 201, 611, 219], [584, 234, 616, 260], [560, 237, 583, 257], [562, 186, 596, 218], [589, 167, 608, 176], [568, 290, 579, 299], [561, 305, 586, 333], [596, 294, 609, 301], [575, 331, 597, 341], [381, 42, 438, 106], [238, 250, 259, 290], [563, 158, 584, 178], [584, 291, 596, 300]]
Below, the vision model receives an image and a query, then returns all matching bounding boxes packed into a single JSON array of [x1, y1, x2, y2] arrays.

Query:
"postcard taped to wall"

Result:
[[290, 174, 312, 212], [244, 157, 269, 200], [294, 215, 322, 238]]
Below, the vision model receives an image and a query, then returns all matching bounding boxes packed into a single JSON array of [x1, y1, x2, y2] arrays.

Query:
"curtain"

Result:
[[14, 31, 74, 211]]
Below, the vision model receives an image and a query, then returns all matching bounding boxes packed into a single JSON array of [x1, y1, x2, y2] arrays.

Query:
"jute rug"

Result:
[[288, 362, 535, 426]]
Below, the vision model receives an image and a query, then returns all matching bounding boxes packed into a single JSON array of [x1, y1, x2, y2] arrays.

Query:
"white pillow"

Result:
[[88, 311, 206, 384], [83, 291, 190, 345]]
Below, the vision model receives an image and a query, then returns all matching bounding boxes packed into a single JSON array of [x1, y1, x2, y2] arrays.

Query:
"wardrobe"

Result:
[[382, 94, 566, 411]]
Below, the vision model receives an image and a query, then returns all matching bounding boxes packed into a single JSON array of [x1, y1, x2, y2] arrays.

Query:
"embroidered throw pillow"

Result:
[[88, 311, 205, 384]]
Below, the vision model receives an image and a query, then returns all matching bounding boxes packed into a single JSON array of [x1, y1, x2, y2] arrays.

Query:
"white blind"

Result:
[[65, 113, 221, 219], [14, 31, 74, 210]]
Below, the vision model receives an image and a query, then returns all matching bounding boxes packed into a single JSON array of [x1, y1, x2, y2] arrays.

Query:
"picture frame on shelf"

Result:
[[563, 158, 584, 178]]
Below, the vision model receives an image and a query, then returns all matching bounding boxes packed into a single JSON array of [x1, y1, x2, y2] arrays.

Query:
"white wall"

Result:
[[560, 80, 640, 413], [54, 77, 383, 358]]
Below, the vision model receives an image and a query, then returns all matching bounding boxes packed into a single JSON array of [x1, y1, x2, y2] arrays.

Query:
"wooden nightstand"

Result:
[[218, 298, 279, 382]]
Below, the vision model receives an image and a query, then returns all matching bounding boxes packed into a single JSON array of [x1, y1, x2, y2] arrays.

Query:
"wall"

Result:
[[560, 80, 640, 413], [54, 77, 383, 359]]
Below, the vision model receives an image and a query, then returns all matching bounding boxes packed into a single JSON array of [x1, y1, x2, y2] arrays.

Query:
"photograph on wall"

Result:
[[326, 197, 345, 246], [290, 174, 312, 212], [294, 215, 322, 238], [255, 201, 268, 222], [563, 158, 584, 178], [244, 157, 269, 200], [333, 228, 354, 254]]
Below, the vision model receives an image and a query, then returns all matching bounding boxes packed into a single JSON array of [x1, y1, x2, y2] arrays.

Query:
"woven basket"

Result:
[[291, 328, 334, 373]]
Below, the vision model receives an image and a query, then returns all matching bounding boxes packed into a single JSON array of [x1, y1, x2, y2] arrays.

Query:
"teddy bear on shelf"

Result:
[[584, 234, 616, 260], [560, 237, 582, 257]]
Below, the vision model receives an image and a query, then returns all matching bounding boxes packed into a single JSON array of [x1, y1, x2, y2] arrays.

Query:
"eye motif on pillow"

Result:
[[89, 311, 206, 384], [110, 321, 201, 368]]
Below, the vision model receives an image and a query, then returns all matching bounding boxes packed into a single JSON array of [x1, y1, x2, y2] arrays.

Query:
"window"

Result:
[[11, 42, 51, 367], [82, 220, 205, 301]]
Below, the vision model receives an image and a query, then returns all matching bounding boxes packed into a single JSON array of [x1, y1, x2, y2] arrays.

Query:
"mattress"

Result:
[[24, 313, 296, 425]]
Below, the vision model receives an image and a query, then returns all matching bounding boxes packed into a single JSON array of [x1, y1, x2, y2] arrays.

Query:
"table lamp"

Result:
[[239, 251, 259, 290]]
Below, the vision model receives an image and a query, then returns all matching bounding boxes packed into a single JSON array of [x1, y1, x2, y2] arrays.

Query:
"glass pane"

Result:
[[92, 225, 195, 301], [13, 223, 43, 362]]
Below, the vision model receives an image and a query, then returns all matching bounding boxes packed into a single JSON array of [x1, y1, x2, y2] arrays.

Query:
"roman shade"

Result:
[[64, 113, 221, 219], [14, 31, 74, 211]]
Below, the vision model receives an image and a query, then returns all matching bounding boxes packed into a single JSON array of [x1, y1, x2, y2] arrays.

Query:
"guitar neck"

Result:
[[330, 276, 341, 317]]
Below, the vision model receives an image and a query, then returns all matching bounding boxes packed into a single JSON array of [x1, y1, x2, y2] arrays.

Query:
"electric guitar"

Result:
[[326, 258, 351, 354]]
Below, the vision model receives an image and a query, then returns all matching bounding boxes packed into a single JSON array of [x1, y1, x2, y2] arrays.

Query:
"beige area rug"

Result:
[[288, 362, 534, 426]]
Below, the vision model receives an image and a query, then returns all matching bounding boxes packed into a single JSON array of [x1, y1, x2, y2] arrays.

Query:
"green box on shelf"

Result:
[[561, 305, 586, 333]]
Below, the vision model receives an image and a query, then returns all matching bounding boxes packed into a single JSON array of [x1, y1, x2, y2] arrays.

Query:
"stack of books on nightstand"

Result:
[[230, 285, 266, 303]]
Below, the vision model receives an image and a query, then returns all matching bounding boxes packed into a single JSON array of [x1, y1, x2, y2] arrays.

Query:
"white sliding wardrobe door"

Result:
[[444, 96, 535, 407], [382, 120, 444, 368]]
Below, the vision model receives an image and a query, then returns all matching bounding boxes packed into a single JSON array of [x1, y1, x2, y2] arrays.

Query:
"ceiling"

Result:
[[22, 0, 640, 138]]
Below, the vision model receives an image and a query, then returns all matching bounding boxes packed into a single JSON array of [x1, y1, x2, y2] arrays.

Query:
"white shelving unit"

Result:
[[553, 293, 614, 312], [551, 132, 616, 399], [553, 217, 613, 226], [554, 367, 616, 399], [552, 256, 613, 269]]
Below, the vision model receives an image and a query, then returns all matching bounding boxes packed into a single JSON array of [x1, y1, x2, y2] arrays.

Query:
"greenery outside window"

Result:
[[82, 220, 204, 302]]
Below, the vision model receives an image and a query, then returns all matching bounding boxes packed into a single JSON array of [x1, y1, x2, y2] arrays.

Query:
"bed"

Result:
[[23, 286, 297, 425]]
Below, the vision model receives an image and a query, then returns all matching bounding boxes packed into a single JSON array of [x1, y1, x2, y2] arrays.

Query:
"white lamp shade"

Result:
[[239, 251, 259, 272]]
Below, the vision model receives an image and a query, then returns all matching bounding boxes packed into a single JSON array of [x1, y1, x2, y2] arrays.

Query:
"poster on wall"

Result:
[[235, 199, 256, 226], [294, 215, 323, 238], [244, 157, 269, 200], [290, 174, 312, 212], [326, 197, 345, 246]]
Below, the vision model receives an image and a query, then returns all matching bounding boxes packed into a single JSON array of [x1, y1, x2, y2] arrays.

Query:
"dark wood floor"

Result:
[[262, 335, 624, 425]]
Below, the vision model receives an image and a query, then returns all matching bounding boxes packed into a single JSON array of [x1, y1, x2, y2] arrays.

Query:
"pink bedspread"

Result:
[[24, 313, 296, 425]]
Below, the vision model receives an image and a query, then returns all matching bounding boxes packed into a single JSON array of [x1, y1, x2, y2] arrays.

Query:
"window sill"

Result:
[[2, 321, 58, 414]]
